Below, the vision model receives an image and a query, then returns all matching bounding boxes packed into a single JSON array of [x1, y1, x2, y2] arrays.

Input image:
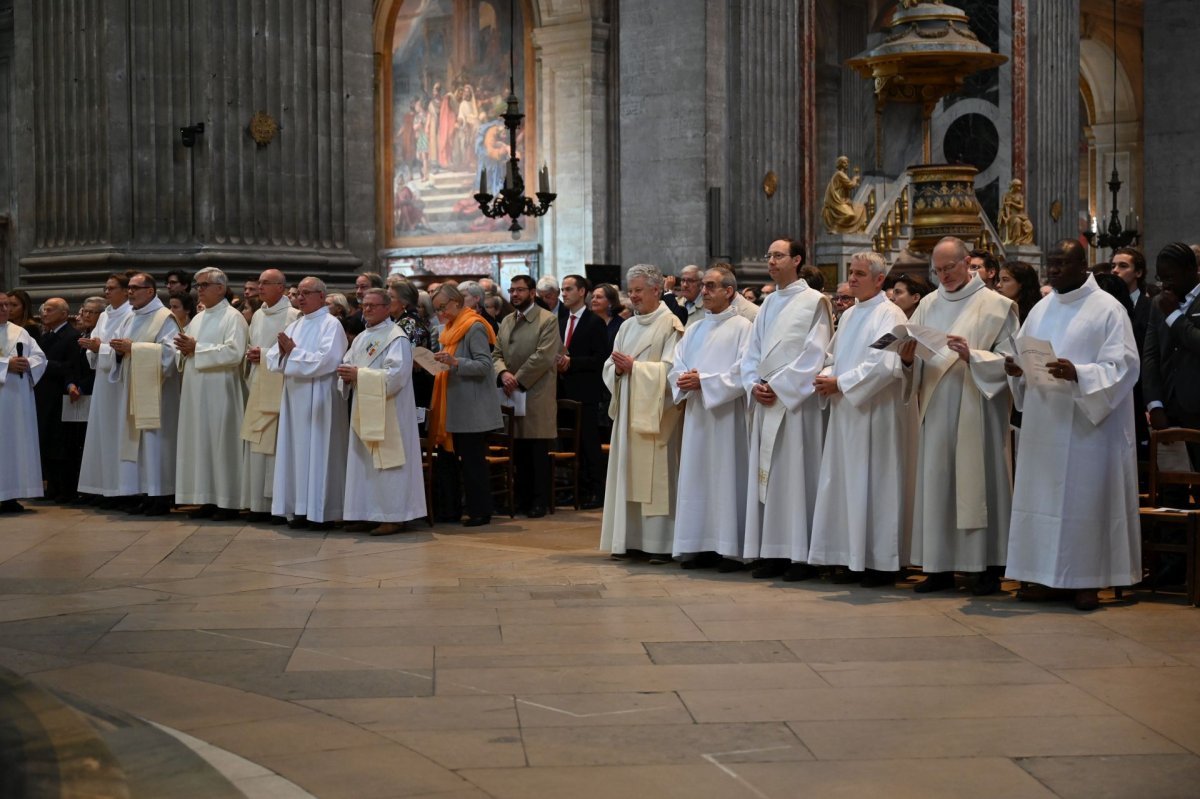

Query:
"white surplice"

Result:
[[809, 293, 914, 571], [267, 306, 349, 523], [600, 303, 684, 555], [1006, 275, 1141, 588], [341, 319, 426, 524], [907, 275, 1018, 572], [110, 298, 181, 497], [174, 300, 248, 508], [669, 308, 753, 558], [741, 280, 833, 563], [0, 323, 46, 501], [78, 301, 134, 496], [240, 297, 300, 512]]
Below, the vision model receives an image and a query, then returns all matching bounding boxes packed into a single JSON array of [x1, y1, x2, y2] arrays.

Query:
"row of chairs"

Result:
[[1140, 428, 1200, 606]]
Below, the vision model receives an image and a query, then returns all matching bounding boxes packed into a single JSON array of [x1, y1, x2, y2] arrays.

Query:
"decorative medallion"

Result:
[[1049, 199, 1062, 222], [249, 112, 279, 147], [762, 171, 778, 199]]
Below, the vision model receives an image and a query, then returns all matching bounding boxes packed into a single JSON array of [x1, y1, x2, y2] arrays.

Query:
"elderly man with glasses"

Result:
[[32, 297, 82, 502]]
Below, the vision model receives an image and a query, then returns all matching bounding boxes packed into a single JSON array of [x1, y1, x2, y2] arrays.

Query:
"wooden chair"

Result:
[[548, 399, 582, 512], [486, 407, 517, 518], [419, 437, 435, 527], [1139, 428, 1200, 606]]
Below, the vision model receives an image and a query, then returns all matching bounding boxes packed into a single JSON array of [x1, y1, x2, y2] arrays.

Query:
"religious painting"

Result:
[[383, 0, 535, 249]]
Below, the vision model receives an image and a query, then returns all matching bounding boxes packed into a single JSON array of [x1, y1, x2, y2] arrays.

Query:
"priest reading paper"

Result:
[[240, 269, 300, 521], [741, 238, 833, 581], [901, 237, 1018, 595], [78, 274, 134, 504], [336, 288, 426, 535], [109, 273, 181, 517], [669, 266, 753, 570], [174, 268, 249, 520], [0, 288, 47, 513], [1003, 239, 1141, 611], [266, 277, 349, 529], [809, 252, 914, 587], [600, 264, 685, 562]]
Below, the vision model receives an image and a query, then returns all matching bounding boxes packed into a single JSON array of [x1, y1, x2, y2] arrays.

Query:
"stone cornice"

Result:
[[532, 19, 610, 57]]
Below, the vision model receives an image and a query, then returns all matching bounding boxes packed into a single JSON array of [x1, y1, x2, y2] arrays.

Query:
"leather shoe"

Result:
[[830, 568, 864, 584], [647, 553, 673, 565], [782, 563, 819, 582], [268, 515, 288, 526], [344, 521, 379, 533], [287, 516, 310, 530], [1073, 589, 1100, 611], [211, 508, 241, 522], [371, 523, 407, 536], [751, 559, 789, 579], [309, 521, 335, 531], [527, 506, 547, 519], [860, 569, 897, 588], [463, 516, 491, 527], [188, 504, 217, 519], [970, 567, 1003, 597], [717, 558, 746, 573], [0, 500, 25, 513], [142, 498, 171, 516], [245, 511, 270, 523], [913, 572, 955, 593], [680, 552, 722, 570]]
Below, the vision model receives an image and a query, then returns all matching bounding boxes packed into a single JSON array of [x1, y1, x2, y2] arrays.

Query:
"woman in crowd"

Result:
[[428, 285, 502, 527], [388, 278, 434, 416], [167, 292, 197, 331], [590, 283, 625, 349], [889, 273, 931, 318], [996, 260, 1042, 324], [7, 288, 42, 340]]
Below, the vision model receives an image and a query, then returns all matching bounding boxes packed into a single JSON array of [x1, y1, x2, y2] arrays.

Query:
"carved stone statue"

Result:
[[999, 178, 1035, 246], [822, 156, 868, 235]]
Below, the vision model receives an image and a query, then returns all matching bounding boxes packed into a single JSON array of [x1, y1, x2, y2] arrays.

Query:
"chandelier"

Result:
[[474, 0, 555, 239], [1085, 0, 1139, 251]]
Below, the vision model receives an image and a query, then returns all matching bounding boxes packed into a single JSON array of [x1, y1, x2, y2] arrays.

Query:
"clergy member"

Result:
[[0, 288, 47, 512], [266, 276, 349, 529], [173, 268, 249, 520], [1004, 239, 1141, 611], [337, 287, 426, 535], [78, 274, 135, 506], [600, 264, 685, 562], [109, 273, 182, 516], [669, 265, 753, 570], [742, 238, 833, 581], [901, 236, 1018, 595], [809, 251, 913, 586], [240, 269, 300, 522]]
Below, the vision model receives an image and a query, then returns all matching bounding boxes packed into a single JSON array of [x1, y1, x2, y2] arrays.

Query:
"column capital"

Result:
[[532, 19, 610, 60]]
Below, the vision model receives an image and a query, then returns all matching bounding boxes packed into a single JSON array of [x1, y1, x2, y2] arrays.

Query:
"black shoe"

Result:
[[245, 511, 270, 523], [860, 569, 898, 588], [189, 504, 217, 519], [830, 568, 864, 584], [211, 508, 241, 522], [142, 498, 171, 516], [914, 572, 956, 593], [527, 506, 547, 519], [269, 515, 288, 526], [716, 558, 746, 573], [124, 500, 147, 515], [344, 521, 379, 533], [751, 559, 789, 579], [0, 500, 25, 514], [782, 563, 819, 582], [970, 567, 1003, 597], [96, 496, 118, 509], [309, 521, 335, 531], [287, 516, 310, 530], [647, 553, 673, 565], [680, 552, 723, 570], [463, 516, 491, 527]]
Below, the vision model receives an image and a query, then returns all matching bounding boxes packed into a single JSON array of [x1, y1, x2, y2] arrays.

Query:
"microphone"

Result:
[[15, 342, 24, 379]]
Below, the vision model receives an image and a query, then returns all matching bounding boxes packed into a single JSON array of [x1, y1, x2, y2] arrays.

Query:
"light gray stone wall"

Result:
[[0, 0, 12, 287]]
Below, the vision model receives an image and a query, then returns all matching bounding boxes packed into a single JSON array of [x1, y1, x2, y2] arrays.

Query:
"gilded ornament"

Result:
[[762, 171, 779, 198], [249, 112, 279, 147], [821, 156, 868, 234], [998, 179, 1035, 245]]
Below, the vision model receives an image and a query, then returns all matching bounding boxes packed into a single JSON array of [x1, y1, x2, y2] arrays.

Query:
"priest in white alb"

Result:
[[669, 265, 753, 570], [901, 237, 1018, 595], [0, 287, 47, 513], [173, 268, 248, 520], [266, 276, 349, 529], [109, 273, 181, 517], [600, 264, 685, 562], [742, 237, 833, 581], [240, 269, 300, 522], [1003, 239, 1141, 611], [78, 274, 134, 505], [809, 251, 913, 586], [336, 287, 426, 535]]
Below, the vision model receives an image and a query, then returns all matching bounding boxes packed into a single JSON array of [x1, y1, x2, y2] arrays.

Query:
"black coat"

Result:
[[557, 308, 611, 403], [34, 322, 82, 456], [1143, 291, 1200, 426]]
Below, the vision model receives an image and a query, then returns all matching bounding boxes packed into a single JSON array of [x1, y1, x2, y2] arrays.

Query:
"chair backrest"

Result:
[[1147, 427, 1200, 506], [555, 399, 582, 451], [487, 406, 517, 452]]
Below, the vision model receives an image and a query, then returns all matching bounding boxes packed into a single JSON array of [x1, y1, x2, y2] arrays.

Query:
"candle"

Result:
[[479, 169, 487, 195], [539, 164, 549, 195], [504, 161, 514, 190]]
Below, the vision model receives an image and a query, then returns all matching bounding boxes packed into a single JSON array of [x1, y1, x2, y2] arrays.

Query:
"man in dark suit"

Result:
[[64, 297, 104, 502], [33, 298, 82, 501], [556, 274, 612, 509], [1112, 247, 1152, 455], [1143, 242, 1200, 469]]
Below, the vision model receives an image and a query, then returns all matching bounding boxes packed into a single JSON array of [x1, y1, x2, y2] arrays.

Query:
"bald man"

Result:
[[35, 297, 82, 501]]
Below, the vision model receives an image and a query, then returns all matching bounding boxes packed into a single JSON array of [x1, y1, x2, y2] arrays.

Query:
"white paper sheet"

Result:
[[497, 387, 526, 416], [62, 395, 91, 422], [1014, 336, 1061, 390], [412, 346, 450, 374]]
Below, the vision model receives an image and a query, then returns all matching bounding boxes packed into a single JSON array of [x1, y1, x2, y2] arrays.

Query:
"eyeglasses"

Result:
[[103, 285, 121, 293], [128, 284, 153, 292], [298, 289, 323, 296], [834, 294, 853, 303], [195, 282, 218, 290], [359, 302, 387, 309], [259, 280, 285, 286], [680, 277, 701, 285], [764, 252, 791, 261]]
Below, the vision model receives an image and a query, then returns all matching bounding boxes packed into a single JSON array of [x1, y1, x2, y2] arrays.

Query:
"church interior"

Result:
[[2, 1, 1200, 797]]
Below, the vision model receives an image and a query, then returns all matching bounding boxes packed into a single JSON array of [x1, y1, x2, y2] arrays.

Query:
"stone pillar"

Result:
[[1143, 0, 1200, 256], [0, 0, 12, 287], [1025, 0, 1080, 249]]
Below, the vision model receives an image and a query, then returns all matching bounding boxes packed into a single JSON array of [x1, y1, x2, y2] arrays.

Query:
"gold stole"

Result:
[[349, 326, 407, 469], [121, 308, 174, 462], [621, 310, 684, 517]]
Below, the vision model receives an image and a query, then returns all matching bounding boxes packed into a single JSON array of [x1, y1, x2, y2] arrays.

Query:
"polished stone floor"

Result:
[[2, 502, 1199, 798]]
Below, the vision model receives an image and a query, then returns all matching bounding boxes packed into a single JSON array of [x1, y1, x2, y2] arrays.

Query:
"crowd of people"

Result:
[[1, 235, 1196, 609]]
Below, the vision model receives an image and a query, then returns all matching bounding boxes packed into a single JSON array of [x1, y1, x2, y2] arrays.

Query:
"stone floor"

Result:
[[1, 501, 1199, 798]]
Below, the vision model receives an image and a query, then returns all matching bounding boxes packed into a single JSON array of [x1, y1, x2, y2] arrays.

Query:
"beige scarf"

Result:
[[121, 307, 174, 462], [348, 325, 408, 470]]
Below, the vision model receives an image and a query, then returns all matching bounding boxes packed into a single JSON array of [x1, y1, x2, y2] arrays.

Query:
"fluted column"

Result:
[[1025, 0, 1080, 248]]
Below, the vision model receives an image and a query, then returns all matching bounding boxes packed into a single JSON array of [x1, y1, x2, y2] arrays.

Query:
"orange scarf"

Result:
[[427, 309, 496, 452]]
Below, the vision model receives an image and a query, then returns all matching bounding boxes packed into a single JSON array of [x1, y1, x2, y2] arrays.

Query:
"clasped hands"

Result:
[[275, 331, 296, 356], [1004, 356, 1078, 382], [173, 332, 197, 357], [611, 351, 634, 376], [675, 369, 701, 392], [499, 371, 519, 396], [335, 364, 358, 385]]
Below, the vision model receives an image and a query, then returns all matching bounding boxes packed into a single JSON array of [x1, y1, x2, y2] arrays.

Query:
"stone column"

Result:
[[0, 0, 12, 287], [1025, 0, 1080, 248]]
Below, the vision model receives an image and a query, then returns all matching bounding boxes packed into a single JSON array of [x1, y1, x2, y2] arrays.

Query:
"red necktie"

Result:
[[564, 314, 577, 348]]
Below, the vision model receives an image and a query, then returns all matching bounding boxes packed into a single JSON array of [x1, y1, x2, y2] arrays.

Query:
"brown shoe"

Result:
[[1073, 589, 1100, 611], [370, 523, 407, 536], [344, 521, 379, 533]]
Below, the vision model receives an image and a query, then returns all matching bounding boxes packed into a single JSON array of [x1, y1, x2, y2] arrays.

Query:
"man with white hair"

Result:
[[0, 287, 47, 513], [536, 275, 562, 320], [267, 276, 349, 529], [809, 252, 913, 586], [33, 297, 80, 501], [241, 269, 300, 521], [600, 264, 685, 561], [677, 265, 704, 327], [901, 236, 1018, 595], [174, 267, 249, 520]]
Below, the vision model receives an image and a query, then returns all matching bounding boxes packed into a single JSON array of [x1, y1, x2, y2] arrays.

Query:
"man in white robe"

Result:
[[240, 269, 300, 522], [742, 238, 833, 581], [173, 268, 248, 520], [669, 266, 753, 569], [109, 274, 181, 516], [0, 288, 47, 512], [337, 287, 426, 535], [78, 276, 134, 505], [809, 251, 913, 586], [267, 276, 349, 529], [1004, 240, 1141, 611], [600, 264, 685, 561], [901, 237, 1018, 595]]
